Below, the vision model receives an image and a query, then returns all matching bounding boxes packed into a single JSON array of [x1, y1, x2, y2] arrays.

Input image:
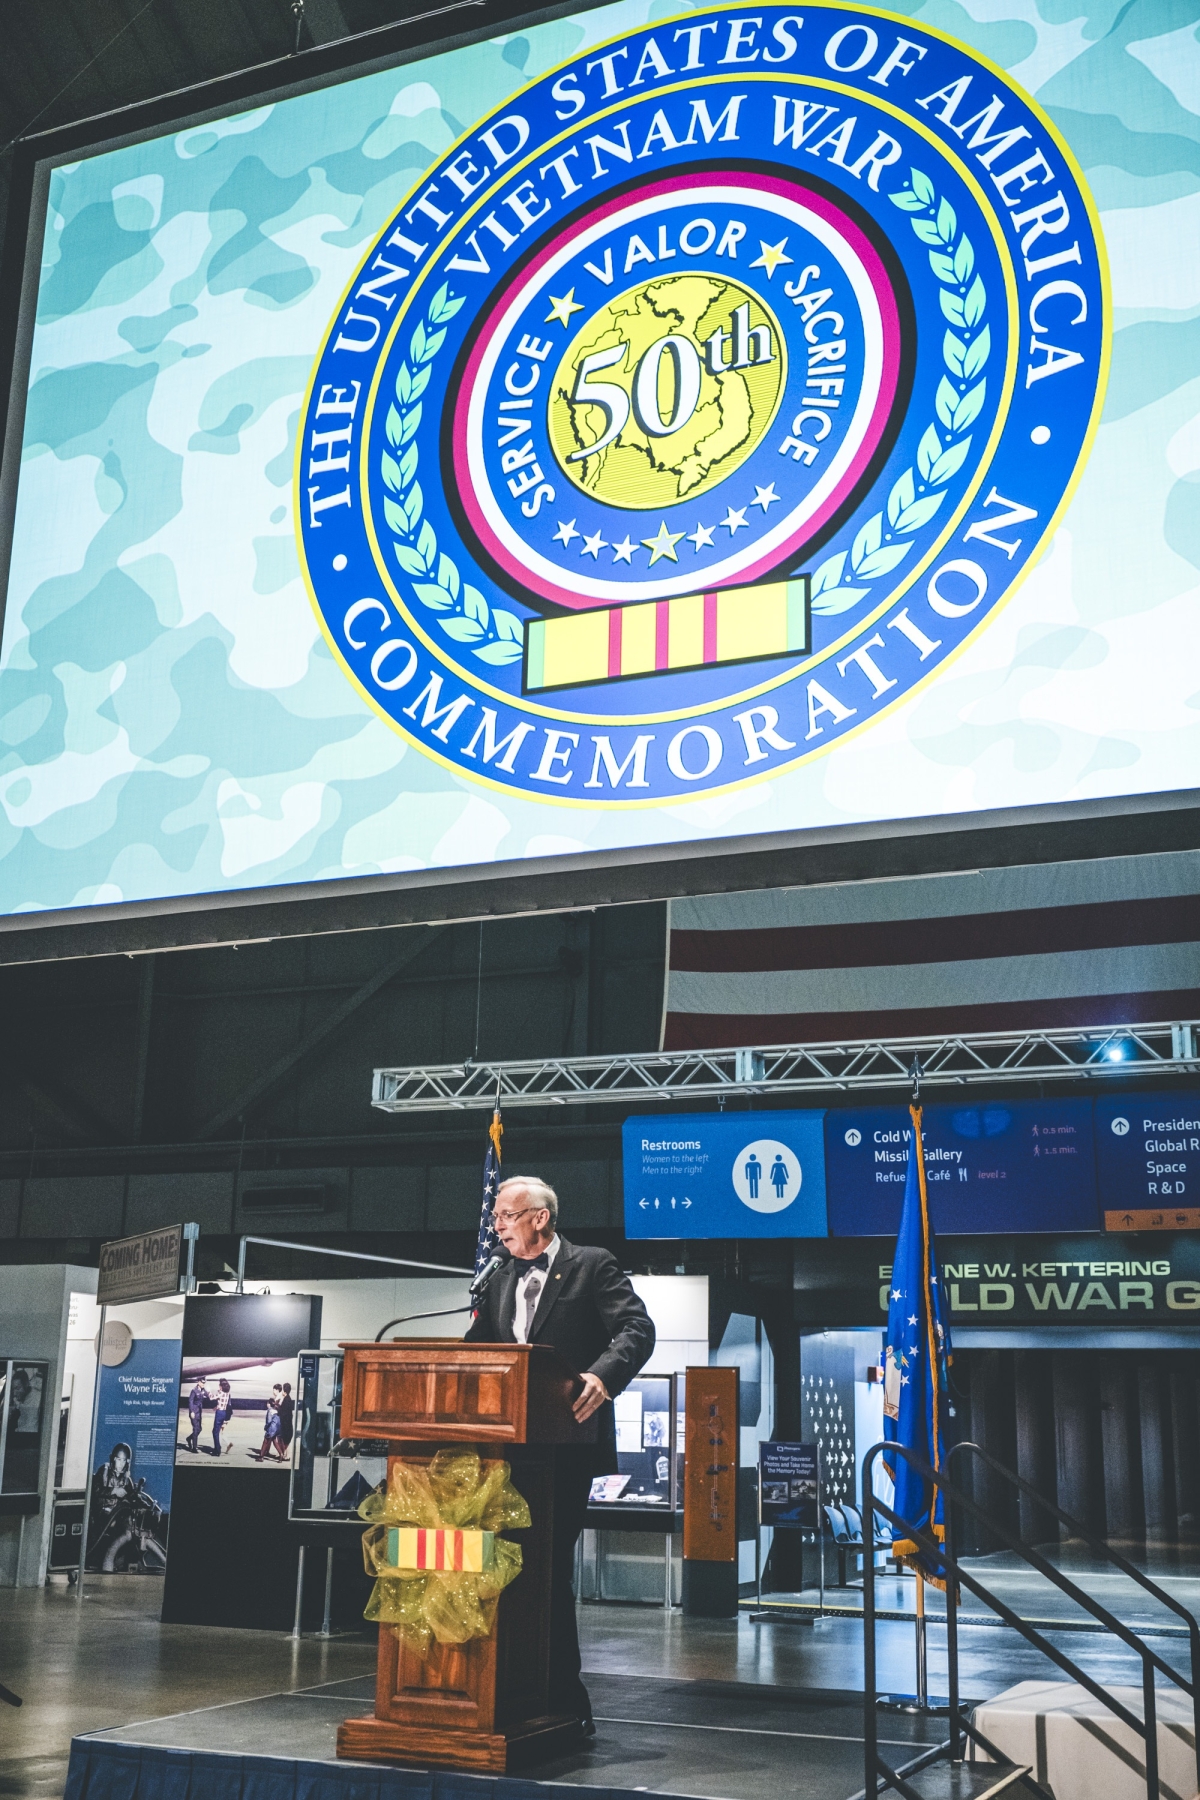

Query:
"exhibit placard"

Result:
[[0, 0, 1191, 934], [758, 1441, 819, 1529], [97, 1226, 183, 1305], [682, 1365, 738, 1561], [624, 1107, 827, 1237], [87, 1338, 181, 1572]]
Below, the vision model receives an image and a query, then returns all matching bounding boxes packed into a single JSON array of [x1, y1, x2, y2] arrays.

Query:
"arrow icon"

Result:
[[639, 1199, 649, 1210], [682, 1198, 692, 1209]]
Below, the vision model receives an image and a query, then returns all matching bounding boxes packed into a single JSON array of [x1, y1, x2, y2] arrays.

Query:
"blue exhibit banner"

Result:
[[759, 1441, 819, 1529], [623, 1110, 827, 1238], [87, 1338, 182, 1573], [1095, 1093, 1200, 1229], [824, 1099, 1098, 1237]]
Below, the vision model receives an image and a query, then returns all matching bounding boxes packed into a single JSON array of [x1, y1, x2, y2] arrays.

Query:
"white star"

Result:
[[750, 237, 793, 279], [900, 1374, 910, 1386], [642, 519, 685, 564], [720, 506, 748, 534], [580, 529, 607, 558], [553, 520, 579, 546], [545, 288, 585, 327], [908, 1315, 919, 1326], [687, 522, 715, 551], [611, 536, 636, 563], [891, 1289, 902, 1300], [751, 483, 779, 512]]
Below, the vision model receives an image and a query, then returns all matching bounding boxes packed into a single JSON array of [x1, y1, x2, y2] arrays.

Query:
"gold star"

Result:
[[750, 237, 793, 279], [545, 288, 585, 327], [641, 519, 684, 564]]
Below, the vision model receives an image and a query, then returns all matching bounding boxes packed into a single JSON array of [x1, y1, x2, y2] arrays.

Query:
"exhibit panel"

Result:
[[160, 1292, 323, 1629], [0, 1263, 96, 1586]]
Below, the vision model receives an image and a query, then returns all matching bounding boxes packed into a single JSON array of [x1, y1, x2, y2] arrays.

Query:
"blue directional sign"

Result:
[[824, 1099, 1099, 1237], [1095, 1091, 1200, 1227], [623, 1111, 827, 1239]]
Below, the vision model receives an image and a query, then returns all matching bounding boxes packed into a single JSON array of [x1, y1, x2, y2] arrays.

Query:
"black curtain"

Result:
[[953, 1347, 1200, 1554]]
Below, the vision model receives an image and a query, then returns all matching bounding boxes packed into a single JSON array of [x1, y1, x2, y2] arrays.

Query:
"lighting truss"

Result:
[[372, 1020, 1200, 1113]]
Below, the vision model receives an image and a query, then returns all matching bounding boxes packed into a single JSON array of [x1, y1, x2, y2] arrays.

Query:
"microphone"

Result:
[[470, 1249, 510, 1300]]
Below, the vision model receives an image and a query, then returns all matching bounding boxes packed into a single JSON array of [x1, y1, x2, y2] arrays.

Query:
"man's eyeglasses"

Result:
[[493, 1207, 545, 1226]]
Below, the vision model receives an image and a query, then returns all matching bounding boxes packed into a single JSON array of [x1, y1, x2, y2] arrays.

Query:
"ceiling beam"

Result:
[[194, 924, 447, 1141]]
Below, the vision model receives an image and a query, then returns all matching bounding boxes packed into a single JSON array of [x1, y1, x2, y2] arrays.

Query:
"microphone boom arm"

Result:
[[374, 1304, 473, 1342]]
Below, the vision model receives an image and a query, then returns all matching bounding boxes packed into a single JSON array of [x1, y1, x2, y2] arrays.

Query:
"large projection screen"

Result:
[[0, 0, 1195, 949]]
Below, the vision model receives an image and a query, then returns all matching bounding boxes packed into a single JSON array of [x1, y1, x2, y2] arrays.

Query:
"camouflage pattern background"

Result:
[[0, 0, 1196, 915]]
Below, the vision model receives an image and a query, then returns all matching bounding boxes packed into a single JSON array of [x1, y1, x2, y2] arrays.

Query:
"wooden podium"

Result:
[[335, 1339, 596, 1773]]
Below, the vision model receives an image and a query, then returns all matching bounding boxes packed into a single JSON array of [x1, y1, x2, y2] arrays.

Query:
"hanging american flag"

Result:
[[661, 851, 1200, 1049], [475, 1106, 503, 1286]]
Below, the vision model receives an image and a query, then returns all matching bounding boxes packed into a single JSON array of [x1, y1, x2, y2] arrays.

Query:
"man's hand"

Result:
[[573, 1371, 609, 1422]]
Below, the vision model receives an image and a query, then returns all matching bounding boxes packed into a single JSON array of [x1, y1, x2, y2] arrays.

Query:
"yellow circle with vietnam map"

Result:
[[547, 272, 787, 511]]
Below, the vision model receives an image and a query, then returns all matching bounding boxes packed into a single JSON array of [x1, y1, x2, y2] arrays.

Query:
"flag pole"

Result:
[[490, 1070, 503, 1166], [910, 1056, 928, 1709]]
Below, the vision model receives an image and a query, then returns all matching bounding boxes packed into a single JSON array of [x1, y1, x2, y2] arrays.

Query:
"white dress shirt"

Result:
[[512, 1232, 560, 1343]]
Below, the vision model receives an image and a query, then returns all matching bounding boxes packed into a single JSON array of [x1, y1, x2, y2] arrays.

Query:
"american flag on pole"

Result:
[[474, 1106, 503, 1287]]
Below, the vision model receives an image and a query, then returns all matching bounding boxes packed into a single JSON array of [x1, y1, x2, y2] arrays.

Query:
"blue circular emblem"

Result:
[[298, 3, 1108, 804]]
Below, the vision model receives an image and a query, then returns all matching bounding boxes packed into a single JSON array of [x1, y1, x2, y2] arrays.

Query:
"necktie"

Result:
[[522, 1270, 544, 1340]]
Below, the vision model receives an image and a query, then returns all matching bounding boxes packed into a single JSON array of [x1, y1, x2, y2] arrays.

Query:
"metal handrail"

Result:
[[234, 1234, 472, 1291], [861, 1440, 1196, 1800], [938, 1451, 1194, 1694], [949, 1438, 1200, 1643]]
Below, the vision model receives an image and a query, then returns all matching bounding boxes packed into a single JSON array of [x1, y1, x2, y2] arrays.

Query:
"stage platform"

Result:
[[64, 1670, 1020, 1800]]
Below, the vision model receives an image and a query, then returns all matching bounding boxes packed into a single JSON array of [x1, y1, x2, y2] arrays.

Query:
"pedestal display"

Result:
[[681, 1365, 739, 1618], [334, 1340, 595, 1774]]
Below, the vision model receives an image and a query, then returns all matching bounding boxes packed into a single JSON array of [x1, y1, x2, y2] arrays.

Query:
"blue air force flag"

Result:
[[882, 1105, 953, 1582]]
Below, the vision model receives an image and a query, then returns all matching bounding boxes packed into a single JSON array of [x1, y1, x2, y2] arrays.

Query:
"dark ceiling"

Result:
[[0, 0, 526, 247]]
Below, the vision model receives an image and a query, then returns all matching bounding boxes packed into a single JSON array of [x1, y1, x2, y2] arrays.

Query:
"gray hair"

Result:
[[497, 1175, 558, 1225]]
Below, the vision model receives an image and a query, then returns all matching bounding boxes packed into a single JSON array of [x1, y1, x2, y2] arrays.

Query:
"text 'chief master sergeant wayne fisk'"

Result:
[[465, 1175, 654, 1733]]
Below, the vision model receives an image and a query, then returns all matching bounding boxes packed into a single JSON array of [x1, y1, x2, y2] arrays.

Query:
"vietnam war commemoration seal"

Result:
[[297, 2, 1108, 805]]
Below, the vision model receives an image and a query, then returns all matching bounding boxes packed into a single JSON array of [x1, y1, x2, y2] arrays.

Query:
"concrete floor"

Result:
[[759, 1548, 1200, 1636], [1, 1576, 1194, 1800]]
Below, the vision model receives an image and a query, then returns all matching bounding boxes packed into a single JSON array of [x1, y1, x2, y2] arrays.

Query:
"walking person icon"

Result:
[[733, 1139, 801, 1215]]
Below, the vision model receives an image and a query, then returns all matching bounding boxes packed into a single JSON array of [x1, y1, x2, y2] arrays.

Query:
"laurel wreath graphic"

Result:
[[381, 186, 988, 648], [380, 282, 526, 667], [809, 168, 990, 617]]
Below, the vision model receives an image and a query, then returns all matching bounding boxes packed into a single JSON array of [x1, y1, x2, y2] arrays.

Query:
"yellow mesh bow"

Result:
[[359, 1449, 530, 1656]]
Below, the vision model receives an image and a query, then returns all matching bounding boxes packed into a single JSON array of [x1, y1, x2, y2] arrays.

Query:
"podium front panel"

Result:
[[340, 1343, 532, 1443], [339, 1341, 596, 1446]]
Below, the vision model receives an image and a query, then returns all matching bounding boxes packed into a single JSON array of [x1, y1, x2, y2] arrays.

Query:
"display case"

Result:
[[0, 1358, 49, 1515], [587, 1372, 682, 1520], [288, 1351, 387, 1523]]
